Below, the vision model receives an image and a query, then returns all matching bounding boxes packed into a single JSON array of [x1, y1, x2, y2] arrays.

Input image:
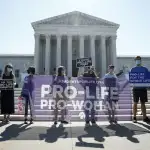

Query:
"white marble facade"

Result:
[[32, 11, 119, 77]]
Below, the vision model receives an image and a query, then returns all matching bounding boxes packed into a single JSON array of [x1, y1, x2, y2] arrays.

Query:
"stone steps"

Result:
[[0, 114, 150, 121], [1, 87, 149, 121]]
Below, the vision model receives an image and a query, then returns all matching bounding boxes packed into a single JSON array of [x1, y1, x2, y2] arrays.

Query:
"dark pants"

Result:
[[54, 97, 67, 121], [84, 99, 95, 122], [133, 88, 148, 103], [23, 95, 32, 118]]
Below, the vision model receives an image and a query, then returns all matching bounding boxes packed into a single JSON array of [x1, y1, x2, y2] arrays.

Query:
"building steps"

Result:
[[1, 86, 150, 121]]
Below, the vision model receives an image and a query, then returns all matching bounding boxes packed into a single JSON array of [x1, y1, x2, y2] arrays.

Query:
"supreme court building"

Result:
[[32, 11, 120, 77]]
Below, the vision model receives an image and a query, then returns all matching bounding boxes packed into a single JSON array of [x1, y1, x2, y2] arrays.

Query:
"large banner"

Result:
[[31, 75, 132, 121]]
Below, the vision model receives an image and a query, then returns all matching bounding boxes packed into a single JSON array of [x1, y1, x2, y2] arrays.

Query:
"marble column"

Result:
[[79, 35, 84, 57], [78, 35, 85, 75], [56, 35, 62, 68], [34, 33, 40, 74], [110, 36, 117, 71], [67, 35, 72, 77], [90, 35, 96, 66], [100, 35, 107, 77], [45, 35, 51, 75]]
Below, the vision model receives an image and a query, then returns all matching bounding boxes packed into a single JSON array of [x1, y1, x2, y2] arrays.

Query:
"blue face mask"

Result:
[[136, 60, 141, 65]]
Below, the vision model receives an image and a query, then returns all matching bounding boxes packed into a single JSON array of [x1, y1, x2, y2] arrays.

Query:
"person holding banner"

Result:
[[103, 65, 119, 124], [52, 66, 69, 125], [131, 56, 150, 123], [1, 64, 16, 123], [81, 66, 98, 126], [20, 66, 35, 124]]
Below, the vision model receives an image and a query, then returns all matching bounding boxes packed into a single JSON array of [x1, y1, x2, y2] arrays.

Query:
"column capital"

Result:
[[90, 35, 96, 40], [34, 33, 40, 38], [110, 35, 117, 40], [67, 35, 73, 39], [56, 34, 62, 38], [100, 35, 106, 39], [79, 34, 85, 38], [45, 34, 51, 39]]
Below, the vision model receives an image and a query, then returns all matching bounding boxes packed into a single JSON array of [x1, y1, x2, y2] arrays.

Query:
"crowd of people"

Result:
[[0, 56, 150, 126]]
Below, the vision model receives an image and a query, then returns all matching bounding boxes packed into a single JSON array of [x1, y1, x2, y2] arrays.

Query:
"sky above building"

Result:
[[0, 0, 150, 56]]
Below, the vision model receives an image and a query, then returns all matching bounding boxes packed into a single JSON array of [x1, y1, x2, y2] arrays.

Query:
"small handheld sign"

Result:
[[76, 57, 92, 68], [0, 79, 13, 90]]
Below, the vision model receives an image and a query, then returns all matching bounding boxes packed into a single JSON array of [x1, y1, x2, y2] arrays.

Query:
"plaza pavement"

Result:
[[0, 121, 150, 150]]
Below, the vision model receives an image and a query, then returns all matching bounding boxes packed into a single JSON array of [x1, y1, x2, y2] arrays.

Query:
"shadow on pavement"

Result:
[[0, 122, 8, 127], [39, 124, 68, 143], [76, 125, 107, 148], [106, 123, 139, 143], [0, 122, 149, 147], [0, 123, 30, 141], [137, 122, 150, 130]]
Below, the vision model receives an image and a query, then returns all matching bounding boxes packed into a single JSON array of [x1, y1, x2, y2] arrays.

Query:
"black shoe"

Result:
[[6, 117, 10, 123], [24, 119, 28, 124], [6, 119, 10, 124], [133, 117, 137, 123], [30, 118, 33, 124], [109, 119, 113, 124], [60, 120, 68, 124], [2, 119, 7, 124], [112, 117, 118, 124], [91, 120, 96, 125], [143, 117, 150, 123], [85, 121, 90, 127], [54, 121, 57, 125], [108, 117, 113, 124]]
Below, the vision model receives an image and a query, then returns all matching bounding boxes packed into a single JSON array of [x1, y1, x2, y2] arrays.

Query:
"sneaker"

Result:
[[143, 117, 150, 123], [133, 117, 137, 123], [61, 120, 68, 124]]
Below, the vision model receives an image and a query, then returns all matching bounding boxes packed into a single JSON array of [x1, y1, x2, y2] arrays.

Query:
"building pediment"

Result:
[[32, 11, 119, 28]]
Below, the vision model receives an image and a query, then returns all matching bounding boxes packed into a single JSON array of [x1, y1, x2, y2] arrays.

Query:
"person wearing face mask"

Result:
[[20, 66, 35, 124], [131, 56, 150, 123], [1, 64, 16, 123], [81, 66, 98, 126], [52, 66, 69, 125], [103, 65, 119, 124]]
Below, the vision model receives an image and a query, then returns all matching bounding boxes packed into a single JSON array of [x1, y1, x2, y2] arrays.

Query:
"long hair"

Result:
[[3, 64, 14, 77]]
